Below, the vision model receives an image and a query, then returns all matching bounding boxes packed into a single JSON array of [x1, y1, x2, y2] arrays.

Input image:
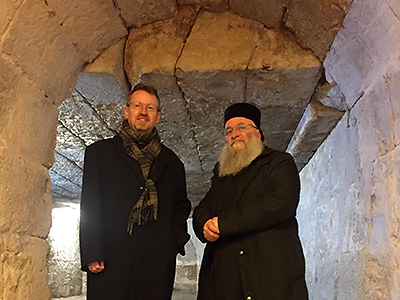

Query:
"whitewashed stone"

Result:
[[177, 0, 228, 10], [387, 0, 400, 20], [352, 76, 395, 162], [287, 99, 344, 170], [285, 0, 350, 59], [385, 66, 400, 147], [230, 0, 286, 28], [324, 0, 400, 106], [115, 0, 177, 27], [45, 0, 127, 62], [0, 0, 22, 36], [1, 0, 83, 105], [124, 6, 197, 83]]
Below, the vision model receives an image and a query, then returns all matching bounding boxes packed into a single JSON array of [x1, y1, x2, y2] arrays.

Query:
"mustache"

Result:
[[137, 113, 149, 119], [230, 137, 245, 146]]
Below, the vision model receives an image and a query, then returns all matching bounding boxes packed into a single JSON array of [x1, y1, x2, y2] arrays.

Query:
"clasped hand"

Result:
[[203, 217, 220, 242]]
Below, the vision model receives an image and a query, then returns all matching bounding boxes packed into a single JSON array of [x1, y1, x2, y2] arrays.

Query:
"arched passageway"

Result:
[[1, 0, 400, 299]]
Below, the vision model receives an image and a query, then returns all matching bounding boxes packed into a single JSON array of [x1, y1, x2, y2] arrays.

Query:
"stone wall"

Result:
[[297, 0, 400, 298], [0, 1, 126, 299]]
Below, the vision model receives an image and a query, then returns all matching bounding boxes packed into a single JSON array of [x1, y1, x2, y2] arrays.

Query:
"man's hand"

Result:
[[88, 261, 105, 273], [203, 217, 220, 242]]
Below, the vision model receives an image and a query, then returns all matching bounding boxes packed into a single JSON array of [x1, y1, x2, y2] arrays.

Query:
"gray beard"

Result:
[[218, 134, 264, 177]]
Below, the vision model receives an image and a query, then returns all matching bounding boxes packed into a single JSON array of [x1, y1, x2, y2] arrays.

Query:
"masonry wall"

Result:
[[297, 0, 400, 299]]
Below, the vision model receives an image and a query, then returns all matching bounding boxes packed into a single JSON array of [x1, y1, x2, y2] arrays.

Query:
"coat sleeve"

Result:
[[172, 160, 191, 255], [192, 172, 218, 243], [218, 153, 300, 238], [79, 144, 107, 271]]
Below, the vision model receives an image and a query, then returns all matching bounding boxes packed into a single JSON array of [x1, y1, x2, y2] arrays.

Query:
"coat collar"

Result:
[[111, 135, 173, 184]]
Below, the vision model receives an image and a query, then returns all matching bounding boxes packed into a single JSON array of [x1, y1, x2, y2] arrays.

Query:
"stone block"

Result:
[[177, 0, 228, 11], [124, 6, 197, 83], [247, 29, 321, 109], [314, 80, 348, 111], [58, 89, 116, 146], [387, 0, 400, 20], [324, 0, 400, 106], [0, 152, 52, 236], [230, 0, 286, 28], [0, 56, 21, 131], [0, 0, 23, 36], [2, 237, 51, 300], [353, 76, 395, 161], [2, 77, 59, 168], [285, 0, 350, 59], [45, 0, 127, 62], [115, 0, 177, 27], [287, 100, 344, 170], [84, 37, 130, 94], [1, 0, 83, 105], [176, 69, 247, 126], [177, 11, 264, 72], [385, 67, 400, 147]]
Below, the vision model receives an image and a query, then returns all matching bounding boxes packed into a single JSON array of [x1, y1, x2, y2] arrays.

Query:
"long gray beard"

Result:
[[218, 134, 264, 177]]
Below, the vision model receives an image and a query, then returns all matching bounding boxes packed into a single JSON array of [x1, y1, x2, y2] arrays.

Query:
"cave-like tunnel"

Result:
[[1, 0, 400, 299]]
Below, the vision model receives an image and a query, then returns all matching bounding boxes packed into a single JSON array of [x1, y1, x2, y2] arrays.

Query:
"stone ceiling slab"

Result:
[[84, 37, 130, 94], [177, 0, 229, 11], [115, 0, 177, 27], [259, 106, 305, 151], [124, 6, 197, 83], [1, 0, 83, 105], [55, 123, 86, 169], [230, 0, 287, 28], [58, 90, 115, 146], [75, 73, 126, 105], [177, 11, 264, 72], [52, 153, 83, 187], [176, 70, 246, 126], [287, 99, 345, 170], [247, 29, 321, 108], [50, 169, 81, 203], [285, 0, 351, 59], [45, 0, 127, 62]]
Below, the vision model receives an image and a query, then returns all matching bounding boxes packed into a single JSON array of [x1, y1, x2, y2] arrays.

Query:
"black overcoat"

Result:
[[193, 147, 308, 300], [79, 136, 191, 300]]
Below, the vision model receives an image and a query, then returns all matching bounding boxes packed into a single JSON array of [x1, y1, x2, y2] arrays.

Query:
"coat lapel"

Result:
[[150, 146, 172, 183], [111, 136, 145, 185]]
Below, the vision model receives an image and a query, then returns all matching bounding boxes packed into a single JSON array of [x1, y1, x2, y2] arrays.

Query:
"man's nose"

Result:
[[139, 105, 148, 114]]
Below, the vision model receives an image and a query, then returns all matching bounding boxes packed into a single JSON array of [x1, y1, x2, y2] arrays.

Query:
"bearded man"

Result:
[[193, 103, 308, 300]]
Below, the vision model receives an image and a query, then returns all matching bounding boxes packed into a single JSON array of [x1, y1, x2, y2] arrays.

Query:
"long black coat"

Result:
[[193, 147, 308, 300], [79, 136, 191, 300]]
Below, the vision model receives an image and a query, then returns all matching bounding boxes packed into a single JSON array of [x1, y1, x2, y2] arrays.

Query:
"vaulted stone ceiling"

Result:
[[50, 0, 350, 207]]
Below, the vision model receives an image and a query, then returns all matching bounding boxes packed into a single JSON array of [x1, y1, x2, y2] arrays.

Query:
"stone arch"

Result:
[[1, 0, 358, 299]]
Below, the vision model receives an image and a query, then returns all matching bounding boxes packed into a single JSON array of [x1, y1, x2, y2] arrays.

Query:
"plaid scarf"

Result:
[[119, 120, 162, 235]]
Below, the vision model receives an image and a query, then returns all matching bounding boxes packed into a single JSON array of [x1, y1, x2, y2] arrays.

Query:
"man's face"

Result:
[[224, 117, 261, 151], [124, 90, 161, 134]]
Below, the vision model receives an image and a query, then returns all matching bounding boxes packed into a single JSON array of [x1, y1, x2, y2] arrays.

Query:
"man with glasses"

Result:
[[79, 83, 191, 300], [193, 103, 308, 300]]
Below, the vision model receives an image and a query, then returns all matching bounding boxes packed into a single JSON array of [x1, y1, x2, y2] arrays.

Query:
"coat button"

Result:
[[239, 250, 244, 255], [246, 296, 252, 300]]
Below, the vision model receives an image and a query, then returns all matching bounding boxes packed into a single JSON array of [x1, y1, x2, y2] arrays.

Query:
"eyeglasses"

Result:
[[127, 102, 160, 113], [224, 123, 258, 136]]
